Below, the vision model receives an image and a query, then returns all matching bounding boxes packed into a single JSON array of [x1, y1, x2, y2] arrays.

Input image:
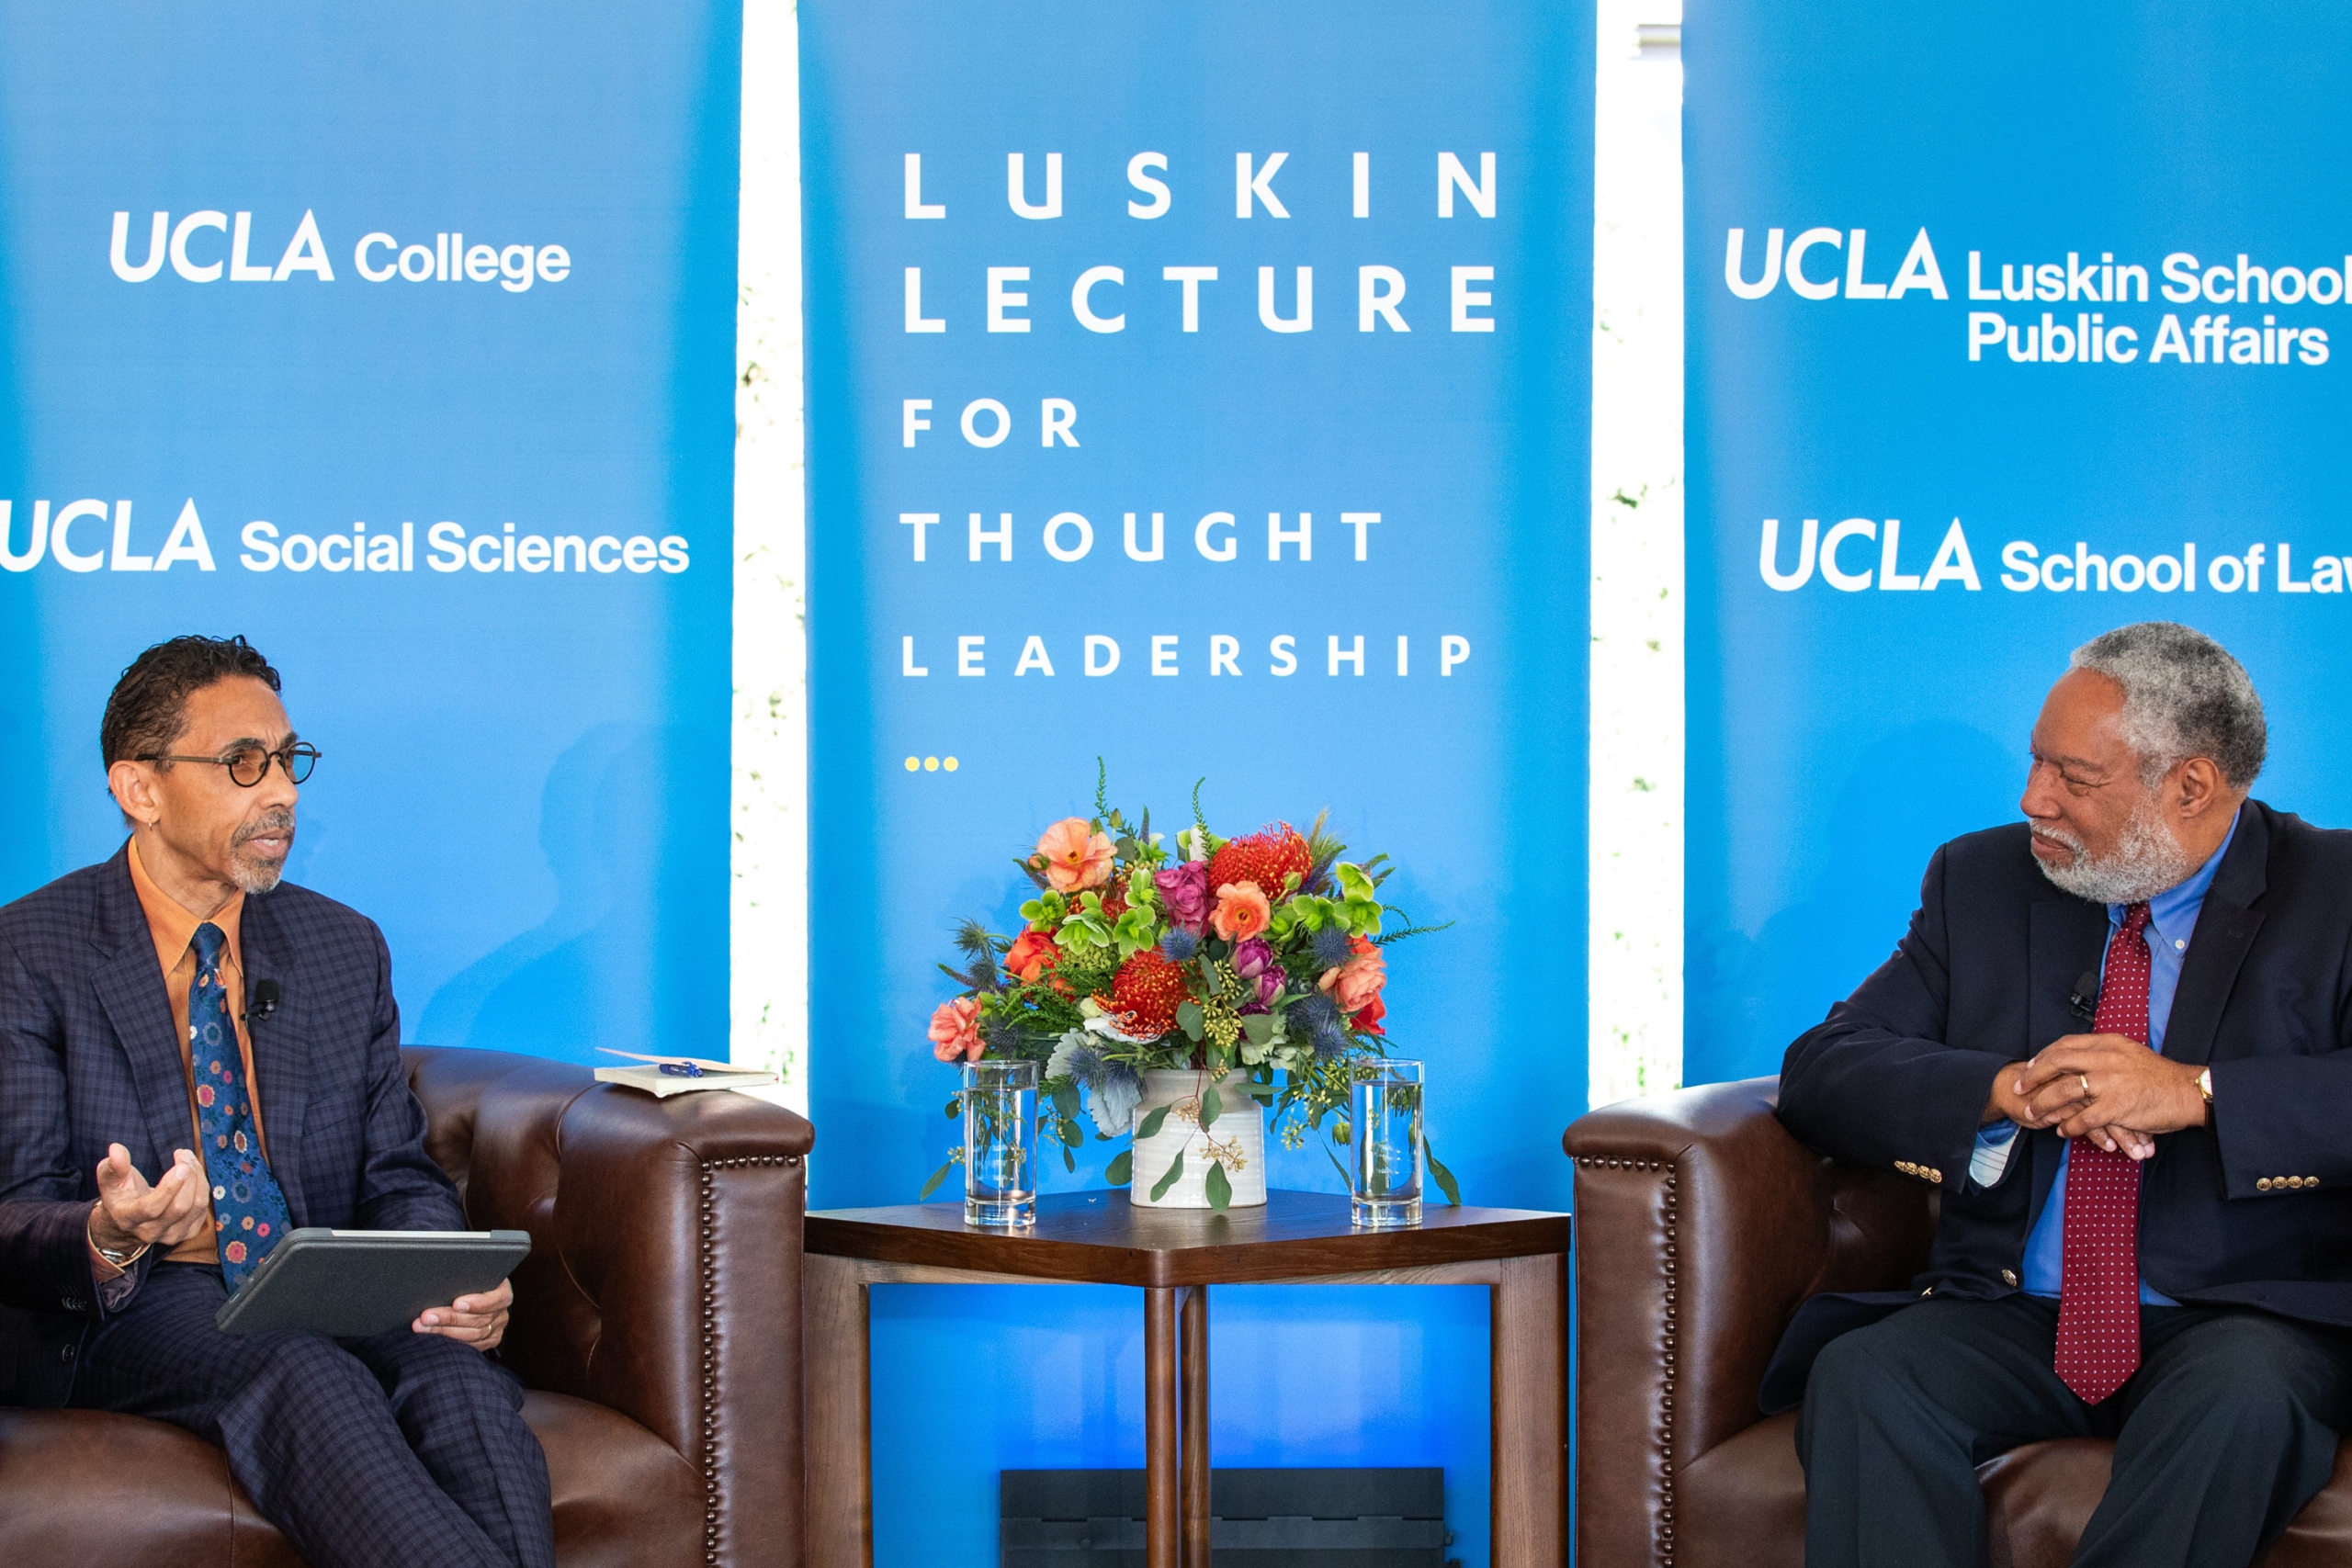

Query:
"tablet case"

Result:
[[213, 1228, 534, 1337]]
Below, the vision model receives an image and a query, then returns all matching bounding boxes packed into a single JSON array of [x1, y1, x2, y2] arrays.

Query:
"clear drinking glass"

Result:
[[1350, 1057, 1426, 1227], [963, 1058, 1038, 1226]]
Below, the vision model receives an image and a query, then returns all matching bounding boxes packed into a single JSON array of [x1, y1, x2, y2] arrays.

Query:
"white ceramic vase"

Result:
[[1128, 1067, 1268, 1209]]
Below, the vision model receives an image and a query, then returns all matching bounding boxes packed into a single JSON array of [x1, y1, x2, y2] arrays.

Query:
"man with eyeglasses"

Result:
[[1771, 621, 2352, 1568], [0, 635, 552, 1568]]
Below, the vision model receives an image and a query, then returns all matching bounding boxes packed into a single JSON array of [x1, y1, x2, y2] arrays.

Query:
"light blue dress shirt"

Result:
[[1970, 808, 2240, 1302]]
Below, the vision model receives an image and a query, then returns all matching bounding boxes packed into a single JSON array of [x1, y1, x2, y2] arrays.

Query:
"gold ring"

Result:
[[2080, 1073, 2093, 1099]]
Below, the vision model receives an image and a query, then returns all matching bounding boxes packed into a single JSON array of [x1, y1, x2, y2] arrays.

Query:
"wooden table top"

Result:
[[804, 1189, 1571, 1288]]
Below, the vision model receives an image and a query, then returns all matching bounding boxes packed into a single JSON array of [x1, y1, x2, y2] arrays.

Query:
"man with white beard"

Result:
[[1770, 621, 2352, 1568]]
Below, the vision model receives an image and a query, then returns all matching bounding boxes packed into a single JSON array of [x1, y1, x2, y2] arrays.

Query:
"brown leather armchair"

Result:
[[1566, 1077, 2352, 1568], [0, 1045, 814, 1568]]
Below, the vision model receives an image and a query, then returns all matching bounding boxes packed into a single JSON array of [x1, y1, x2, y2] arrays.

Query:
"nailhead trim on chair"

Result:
[[698, 1153, 807, 1567], [1574, 1155, 1679, 1567]]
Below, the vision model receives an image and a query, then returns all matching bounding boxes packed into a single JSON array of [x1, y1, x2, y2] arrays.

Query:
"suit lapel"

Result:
[[2162, 802, 2272, 1068], [87, 849, 204, 1175], [2027, 895, 2109, 1227], [237, 890, 311, 1219]]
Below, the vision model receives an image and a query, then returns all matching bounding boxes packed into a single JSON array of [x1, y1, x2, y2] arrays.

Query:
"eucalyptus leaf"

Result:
[[1137, 1104, 1171, 1141], [1062, 1143, 1076, 1173], [1428, 1147, 1463, 1206], [1059, 1116, 1084, 1148], [1149, 1150, 1186, 1201], [918, 1158, 955, 1201], [1200, 962, 1223, 996], [1239, 1013, 1275, 1045], [1106, 1148, 1134, 1186], [1199, 1086, 1222, 1131], [1177, 1000, 1204, 1042], [1321, 1141, 1352, 1187], [944, 1097, 962, 1120], [1205, 1162, 1232, 1210]]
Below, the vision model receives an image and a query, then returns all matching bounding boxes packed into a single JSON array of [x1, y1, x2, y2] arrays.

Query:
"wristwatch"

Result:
[[2198, 1067, 2214, 1119], [86, 1211, 149, 1271]]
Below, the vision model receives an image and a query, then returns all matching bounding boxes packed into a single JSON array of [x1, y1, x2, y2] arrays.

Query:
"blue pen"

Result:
[[658, 1061, 705, 1078]]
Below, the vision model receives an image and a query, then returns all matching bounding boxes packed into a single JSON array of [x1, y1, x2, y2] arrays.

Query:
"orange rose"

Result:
[[927, 996, 985, 1062], [1035, 818, 1114, 893], [1211, 881, 1271, 942], [1317, 934, 1387, 1021], [1004, 929, 1058, 985]]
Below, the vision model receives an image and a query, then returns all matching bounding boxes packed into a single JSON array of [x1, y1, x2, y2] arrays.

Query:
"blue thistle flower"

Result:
[[1311, 926, 1352, 968], [1160, 929, 1202, 963]]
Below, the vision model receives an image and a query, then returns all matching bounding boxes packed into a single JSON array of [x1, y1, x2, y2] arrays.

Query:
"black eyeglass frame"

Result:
[[133, 742, 322, 787]]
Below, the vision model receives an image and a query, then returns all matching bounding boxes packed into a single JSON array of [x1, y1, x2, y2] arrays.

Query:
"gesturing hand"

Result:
[[90, 1144, 210, 1255], [415, 1277, 513, 1352], [2011, 1033, 2206, 1159]]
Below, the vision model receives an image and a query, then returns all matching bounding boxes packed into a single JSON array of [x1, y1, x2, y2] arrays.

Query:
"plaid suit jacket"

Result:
[[0, 841, 463, 1404]]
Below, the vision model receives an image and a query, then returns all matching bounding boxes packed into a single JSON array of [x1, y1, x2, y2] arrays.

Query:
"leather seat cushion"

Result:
[[1674, 1412, 2352, 1568], [0, 1391, 699, 1568]]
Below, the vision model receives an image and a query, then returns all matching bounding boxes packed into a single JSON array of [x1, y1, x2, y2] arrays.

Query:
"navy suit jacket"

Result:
[[0, 842, 463, 1405], [1763, 798, 2352, 1413]]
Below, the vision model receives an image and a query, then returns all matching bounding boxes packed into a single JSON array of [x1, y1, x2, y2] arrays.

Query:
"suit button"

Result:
[[2002, 1269, 2019, 1287], [57, 1343, 75, 1363], [2259, 1178, 2276, 1191]]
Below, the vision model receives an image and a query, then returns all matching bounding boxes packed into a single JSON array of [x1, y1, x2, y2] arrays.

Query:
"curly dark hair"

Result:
[[100, 635, 282, 770]]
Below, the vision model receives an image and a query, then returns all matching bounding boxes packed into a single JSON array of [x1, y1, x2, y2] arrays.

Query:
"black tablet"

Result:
[[212, 1228, 533, 1337]]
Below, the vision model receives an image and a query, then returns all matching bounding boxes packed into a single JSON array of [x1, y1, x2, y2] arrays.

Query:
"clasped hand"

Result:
[[1985, 1033, 2207, 1162]]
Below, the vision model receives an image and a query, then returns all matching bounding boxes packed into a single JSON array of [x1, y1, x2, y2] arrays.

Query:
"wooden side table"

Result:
[[803, 1190, 1571, 1568]]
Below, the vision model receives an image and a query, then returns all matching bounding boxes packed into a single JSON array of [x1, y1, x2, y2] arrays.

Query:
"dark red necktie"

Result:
[[2053, 900, 2153, 1403]]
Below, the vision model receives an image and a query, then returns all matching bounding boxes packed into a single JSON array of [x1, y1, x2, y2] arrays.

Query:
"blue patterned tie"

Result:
[[191, 922, 293, 1291]]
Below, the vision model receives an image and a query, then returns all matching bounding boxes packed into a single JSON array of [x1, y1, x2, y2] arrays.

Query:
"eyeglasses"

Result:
[[136, 742, 321, 787]]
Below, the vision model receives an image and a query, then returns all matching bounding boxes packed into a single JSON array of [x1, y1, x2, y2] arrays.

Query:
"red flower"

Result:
[[223, 1241, 247, 1265], [1101, 948, 1189, 1039], [196, 1085, 215, 1107], [1207, 825, 1314, 899], [1351, 993, 1387, 1035]]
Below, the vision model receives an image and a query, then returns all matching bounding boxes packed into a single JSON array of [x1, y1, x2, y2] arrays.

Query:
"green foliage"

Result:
[[1105, 1148, 1134, 1186], [1149, 1150, 1185, 1201], [1198, 1086, 1222, 1131], [1204, 1162, 1232, 1210], [1176, 1000, 1204, 1041], [918, 1157, 954, 1201], [1136, 1104, 1171, 1141], [1428, 1146, 1462, 1206]]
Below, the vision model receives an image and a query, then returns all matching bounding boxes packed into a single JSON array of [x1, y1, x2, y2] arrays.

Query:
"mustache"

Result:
[[2030, 823, 2086, 854], [233, 810, 296, 847]]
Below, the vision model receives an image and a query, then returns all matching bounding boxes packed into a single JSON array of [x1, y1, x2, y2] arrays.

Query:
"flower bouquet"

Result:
[[922, 768, 1456, 1211]]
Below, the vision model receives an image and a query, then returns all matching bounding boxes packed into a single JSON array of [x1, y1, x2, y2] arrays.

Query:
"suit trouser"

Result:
[[1797, 1294, 2352, 1568], [69, 1261, 555, 1568]]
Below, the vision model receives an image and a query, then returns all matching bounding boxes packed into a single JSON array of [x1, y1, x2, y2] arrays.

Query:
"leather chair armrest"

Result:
[[1565, 1077, 1932, 1568], [406, 1047, 815, 1568]]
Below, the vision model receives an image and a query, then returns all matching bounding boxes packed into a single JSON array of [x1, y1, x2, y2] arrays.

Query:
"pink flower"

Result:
[[928, 996, 985, 1062], [1154, 861, 1213, 933], [1211, 881, 1271, 942], [1317, 935, 1387, 1022], [1035, 818, 1115, 893]]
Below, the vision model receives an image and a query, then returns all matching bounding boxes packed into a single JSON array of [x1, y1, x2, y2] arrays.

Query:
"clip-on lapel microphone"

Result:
[[2068, 969, 2099, 1022]]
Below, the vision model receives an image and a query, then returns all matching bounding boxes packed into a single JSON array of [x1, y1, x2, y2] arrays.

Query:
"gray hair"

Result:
[[2070, 621, 2266, 789]]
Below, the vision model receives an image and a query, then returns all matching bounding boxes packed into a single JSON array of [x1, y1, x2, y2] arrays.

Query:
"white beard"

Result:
[[2034, 797, 2197, 905]]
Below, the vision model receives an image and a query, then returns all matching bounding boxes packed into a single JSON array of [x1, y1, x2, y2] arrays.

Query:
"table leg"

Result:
[[1146, 1286, 1181, 1568], [1491, 1253, 1567, 1568], [804, 1253, 874, 1568], [1181, 1284, 1210, 1568]]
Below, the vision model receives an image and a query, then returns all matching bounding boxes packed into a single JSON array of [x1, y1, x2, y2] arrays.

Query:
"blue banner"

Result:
[[0, 5, 740, 1064], [799, 2, 1590, 1561], [1685, 1, 2352, 1084]]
